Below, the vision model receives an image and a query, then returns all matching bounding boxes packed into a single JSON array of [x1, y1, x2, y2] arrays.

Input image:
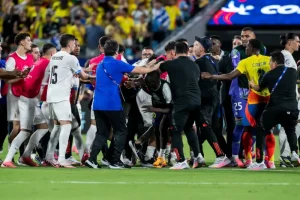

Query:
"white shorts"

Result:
[[7, 93, 20, 121], [18, 96, 46, 130], [49, 100, 72, 121], [41, 102, 53, 131], [136, 89, 153, 127]]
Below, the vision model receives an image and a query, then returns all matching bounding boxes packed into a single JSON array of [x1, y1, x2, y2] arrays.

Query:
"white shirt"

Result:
[[281, 49, 297, 70], [46, 51, 82, 103]]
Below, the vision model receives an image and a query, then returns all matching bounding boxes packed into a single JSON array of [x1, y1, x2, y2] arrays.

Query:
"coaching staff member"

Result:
[[250, 51, 300, 162], [85, 40, 160, 169]]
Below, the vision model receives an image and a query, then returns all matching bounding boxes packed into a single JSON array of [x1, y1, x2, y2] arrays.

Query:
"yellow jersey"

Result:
[[236, 54, 271, 97]]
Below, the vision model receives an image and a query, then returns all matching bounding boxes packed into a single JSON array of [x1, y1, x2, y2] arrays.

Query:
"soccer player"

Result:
[[277, 33, 300, 167], [29, 44, 41, 62], [232, 35, 242, 49], [45, 34, 94, 168], [249, 51, 300, 166], [202, 39, 275, 170], [5, 33, 33, 163], [143, 71, 172, 168], [230, 27, 267, 167], [1, 43, 56, 168]]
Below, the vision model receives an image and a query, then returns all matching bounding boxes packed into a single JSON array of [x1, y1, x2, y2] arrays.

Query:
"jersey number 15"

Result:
[[50, 65, 58, 84]]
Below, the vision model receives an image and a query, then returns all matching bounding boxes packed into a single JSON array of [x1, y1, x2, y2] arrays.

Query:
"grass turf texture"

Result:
[[1, 136, 300, 200]]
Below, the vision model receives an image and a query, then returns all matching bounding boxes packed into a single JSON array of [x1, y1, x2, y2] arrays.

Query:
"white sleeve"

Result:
[[121, 55, 128, 63], [162, 83, 172, 104], [69, 55, 82, 74], [5, 57, 16, 71], [72, 77, 80, 90], [285, 54, 297, 70]]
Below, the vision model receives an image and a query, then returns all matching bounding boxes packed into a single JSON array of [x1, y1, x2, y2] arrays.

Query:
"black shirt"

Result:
[[195, 55, 219, 100], [259, 66, 298, 110], [160, 56, 201, 106], [219, 51, 234, 103]]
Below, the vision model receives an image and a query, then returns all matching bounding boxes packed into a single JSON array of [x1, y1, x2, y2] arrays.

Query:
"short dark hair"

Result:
[[164, 41, 176, 52], [42, 43, 56, 54], [280, 33, 298, 48], [60, 34, 76, 48], [145, 71, 160, 86], [210, 35, 221, 42], [104, 40, 119, 56], [143, 46, 153, 51], [31, 44, 38, 49], [248, 39, 261, 50], [233, 35, 241, 40], [175, 41, 189, 54], [176, 38, 188, 43], [242, 27, 254, 32], [99, 36, 110, 48], [147, 54, 157, 63], [118, 44, 125, 54], [14, 32, 31, 45], [270, 51, 285, 65]]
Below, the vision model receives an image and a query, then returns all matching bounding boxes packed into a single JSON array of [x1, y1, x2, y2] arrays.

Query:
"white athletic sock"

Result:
[[159, 149, 163, 157], [145, 146, 155, 161], [279, 128, 291, 157], [71, 127, 84, 160], [23, 129, 48, 157], [46, 125, 60, 161], [4, 131, 30, 162], [58, 124, 72, 163], [85, 125, 96, 152], [233, 155, 239, 159]]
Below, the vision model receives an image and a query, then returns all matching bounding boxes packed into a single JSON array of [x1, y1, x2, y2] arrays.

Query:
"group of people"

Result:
[[0, 26, 300, 170]]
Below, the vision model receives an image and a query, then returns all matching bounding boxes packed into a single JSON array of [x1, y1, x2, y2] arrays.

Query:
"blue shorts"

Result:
[[231, 95, 247, 118]]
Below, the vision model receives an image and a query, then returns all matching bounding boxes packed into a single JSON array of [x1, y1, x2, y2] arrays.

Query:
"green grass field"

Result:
[[1, 136, 300, 200]]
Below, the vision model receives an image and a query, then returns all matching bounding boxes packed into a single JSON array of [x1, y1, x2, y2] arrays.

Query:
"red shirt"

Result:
[[8, 53, 34, 97], [89, 53, 122, 87], [23, 58, 50, 98]]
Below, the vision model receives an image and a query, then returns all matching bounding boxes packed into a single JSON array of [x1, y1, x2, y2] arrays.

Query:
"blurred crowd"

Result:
[[0, 0, 211, 60]]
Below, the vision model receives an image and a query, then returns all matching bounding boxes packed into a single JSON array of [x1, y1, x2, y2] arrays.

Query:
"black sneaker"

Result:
[[85, 160, 100, 169], [109, 161, 131, 169]]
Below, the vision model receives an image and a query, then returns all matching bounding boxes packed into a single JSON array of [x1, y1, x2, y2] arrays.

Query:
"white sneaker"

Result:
[[291, 151, 300, 166], [17, 157, 27, 166], [192, 153, 206, 168], [169, 152, 177, 166], [170, 160, 190, 170], [122, 158, 133, 166], [67, 156, 81, 166], [209, 156, 231, 168], [101, 158, 110, 166], [247, 162, 267, 170]]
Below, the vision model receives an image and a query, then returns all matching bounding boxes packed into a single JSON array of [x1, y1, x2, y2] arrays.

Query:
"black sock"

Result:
[[65, 134, 73, 159]]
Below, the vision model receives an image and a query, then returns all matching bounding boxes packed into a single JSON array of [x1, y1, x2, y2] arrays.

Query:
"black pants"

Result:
[[261, 106, 299, 153], [198, 98, 225, 158], [0, 104, 8, 149], [221, 95, 235, 158], [171, 104, 201, 161], [90, 110, 127, 164]]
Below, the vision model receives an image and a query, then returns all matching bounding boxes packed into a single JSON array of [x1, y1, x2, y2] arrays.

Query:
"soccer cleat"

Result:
[[81, 153, 90, 164], [1, 161, 17, 168], [21, 156, 39, 167], [45, 159, 59, 168], [291, 152, 300, 166], [153, 157, 167, 168], [85, 160, 100, 169], [58, 161, 76, 168], [192, 154, 206, 168], [122, 158, 133, 167], [247, 162, 267, 170], [67, 156, 81, 166], [209, 156, 231, 168], [243, 159, 253, 168], [101, 158, 110, 166], [265, 161, 276, 169], [279, 156, 294, 168], [17, 157, 27, 166], [168, 152, 177, 166], [170, 160, 190, 170], [109, 161, 131, 169], [72, 146, 79, 155], [34, 155, 42, 165], [230, 157, 244, 168]]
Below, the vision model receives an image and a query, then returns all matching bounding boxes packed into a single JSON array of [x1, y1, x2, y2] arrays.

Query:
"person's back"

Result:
[[160, 56, 201, 106]]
